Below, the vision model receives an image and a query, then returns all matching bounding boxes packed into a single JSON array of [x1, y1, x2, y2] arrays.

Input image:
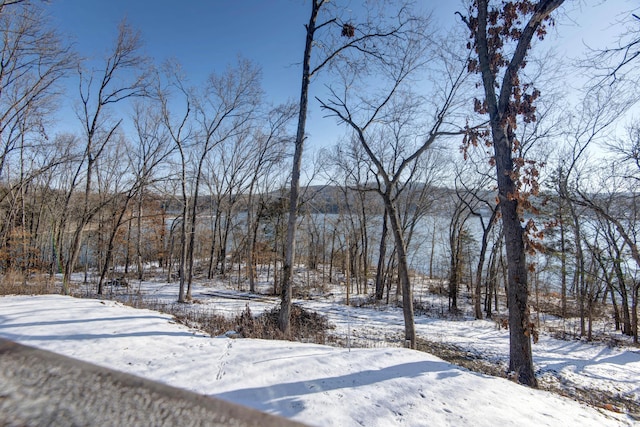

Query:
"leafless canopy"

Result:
[[589, 10, 640, 86]]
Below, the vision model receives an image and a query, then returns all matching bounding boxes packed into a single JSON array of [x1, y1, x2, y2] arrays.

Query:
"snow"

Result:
[[0, 292, 635, 426], [122, 278, 640, 410]]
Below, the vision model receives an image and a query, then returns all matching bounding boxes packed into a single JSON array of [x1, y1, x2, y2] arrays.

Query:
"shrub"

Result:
[[236, 303, 334, 344], [117, 297, 333, 345], [0, 271, 56, 295]]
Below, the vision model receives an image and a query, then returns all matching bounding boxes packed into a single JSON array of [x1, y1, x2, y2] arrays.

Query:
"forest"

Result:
[[0, 0, 639, 393]]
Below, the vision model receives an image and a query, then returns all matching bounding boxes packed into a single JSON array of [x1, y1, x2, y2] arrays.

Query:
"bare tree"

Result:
[[130, 101, 173, 280], [338, 152, 450, 304], [182, 58, 262, 299], [0, 3, 74, 178], [323, 138, 380, 298], [319, 18, 468, 348], [589, 9, 640, 86], [451, 156, 499, 319], [239, 103, 295, 292], [279, 0, 420, 334], [201, 113, 284, 281], [157, 61, 192, 303], [448, 180, 473, 313], [94, 103, 173, 294], [544, 75, 632, 334], [459, 0, 565, 387], [0, 0, 30, 13], [93, 135, 134, 294], [158, 58, 262, 301], [62, 20, 149, 293], [573, 129, 640, 343], [0, 2, 74, 279]]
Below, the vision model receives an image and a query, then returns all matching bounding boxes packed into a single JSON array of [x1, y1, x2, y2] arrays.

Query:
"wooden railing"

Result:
[[0, 338, 308, 427]]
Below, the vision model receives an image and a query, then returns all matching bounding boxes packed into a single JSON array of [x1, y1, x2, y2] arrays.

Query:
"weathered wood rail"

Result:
[[0, 338, 307, 427]]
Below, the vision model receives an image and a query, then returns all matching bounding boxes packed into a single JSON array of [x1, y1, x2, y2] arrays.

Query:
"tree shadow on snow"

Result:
[[0, 315, 171, 330], [0, 329, 199, 342], [214, 360, 461, 418], [0, 314, 198, 342]]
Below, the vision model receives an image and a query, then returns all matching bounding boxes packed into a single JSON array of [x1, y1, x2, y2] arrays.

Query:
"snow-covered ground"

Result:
[[1, 278, 638, 426], [117, 277, 640, 413]]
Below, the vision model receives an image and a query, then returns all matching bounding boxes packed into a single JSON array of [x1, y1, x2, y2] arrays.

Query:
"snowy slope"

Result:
[[117, 279, 640, 411], [0, 295, 631, 426]]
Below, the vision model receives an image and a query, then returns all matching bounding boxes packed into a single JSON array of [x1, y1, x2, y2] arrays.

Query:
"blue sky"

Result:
[[44, 1, 463, 151], [48, 0, 310, 105], [44, 0, 636, 152], [45, 1, 462, 96]]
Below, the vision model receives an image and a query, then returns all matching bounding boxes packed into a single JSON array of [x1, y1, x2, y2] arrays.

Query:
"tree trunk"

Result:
[[610, 284, 621, 331], [178, 203, 188, 303], [124, 214, 132, 276], [475, 210, 497, 319], [632, 283, 638, 344], [448, 211, 466, 313], [448, 241, 459, 312], [63, 152, 96, 294], [208, 206, 222, 278], [358, 193, 369, 295], [97, 205, 130, 295], [559, 200, 567, 318], [383, 195, 416, 349], [279, 0, 321, 335], [567, 202, 587, 336], [485, 236, 500, 318], [207, 203, 220, 280], [613, 256, 632, 336], [247, 191, 257, 293], [493, 126, 536, 386], [375, 209, 388, 300], [218, 213, 233, 276], [469, 0, 565, 388], [185, 172, 202, 301], [64, 218, 88, 294], [135, 189, 144, 281], [429, 219, 437, 279]]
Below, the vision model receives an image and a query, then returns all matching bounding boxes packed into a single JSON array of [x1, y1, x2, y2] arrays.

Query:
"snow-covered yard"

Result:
[[1, 278, 638, 426]]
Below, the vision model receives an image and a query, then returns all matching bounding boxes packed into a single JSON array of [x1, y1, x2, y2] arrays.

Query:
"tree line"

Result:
[[0, 0, 638, 387]]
